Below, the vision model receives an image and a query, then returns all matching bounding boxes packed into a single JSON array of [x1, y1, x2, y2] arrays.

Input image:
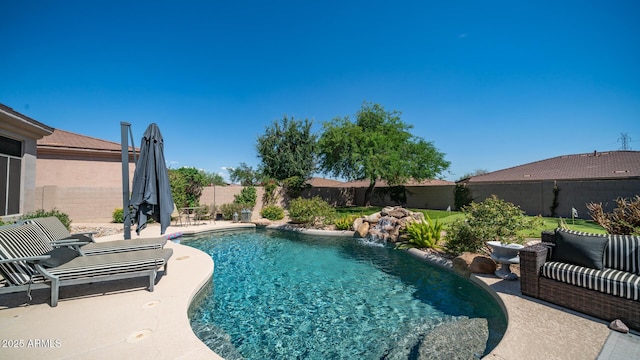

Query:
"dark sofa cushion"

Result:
[[39, 247, 80, 268], [551, 229, 609, 270]]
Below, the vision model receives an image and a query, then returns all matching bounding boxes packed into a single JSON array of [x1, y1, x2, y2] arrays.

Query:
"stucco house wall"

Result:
[[468, 179, 640, 217], [34, 128, 137, 222], [36, 156, 134, 188], [464, 151, 640, 218], [0, 104, 53, 219]]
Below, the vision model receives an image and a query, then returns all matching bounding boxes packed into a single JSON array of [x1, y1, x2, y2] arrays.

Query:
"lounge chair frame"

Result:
[[0, 224, 171, 307]]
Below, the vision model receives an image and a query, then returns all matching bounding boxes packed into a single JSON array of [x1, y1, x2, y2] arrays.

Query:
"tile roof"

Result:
[[466, 151, 640, 183], [306, 177, 346, 187], [37, 128, 136, 154], [306, 177, 453, 188], [0, 103, 54, 137], [344, 178, 454, 187]]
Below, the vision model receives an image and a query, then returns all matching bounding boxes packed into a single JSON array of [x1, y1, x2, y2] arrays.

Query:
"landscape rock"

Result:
[[610, 319, 629, 333], [364, 212, 381, 224], [352, 217, 364, 232], [452, 257, 472, 277], [253, 219, 271, 227], [452, 252, 496, 277], [356, 222, 370, 238], [353, 206, 431, 243], [387, 208, 409, 219]]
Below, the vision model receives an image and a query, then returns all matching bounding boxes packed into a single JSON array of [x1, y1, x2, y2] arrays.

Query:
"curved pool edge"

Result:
[[266, 224, 355, 237], [178, 224, 611, 360], [266, 227, 511, 358]]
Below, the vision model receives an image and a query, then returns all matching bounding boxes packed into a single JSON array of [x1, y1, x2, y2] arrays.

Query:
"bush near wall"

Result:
[[261, 205, 284, 221], [21, 208, 72, 230], [288, 197, 336, 227], [220, 203, 245, 220]]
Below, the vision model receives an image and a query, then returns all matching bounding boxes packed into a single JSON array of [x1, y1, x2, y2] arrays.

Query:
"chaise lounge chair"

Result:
[[21, 217, 167, 255], [0, 223, 172, 307]]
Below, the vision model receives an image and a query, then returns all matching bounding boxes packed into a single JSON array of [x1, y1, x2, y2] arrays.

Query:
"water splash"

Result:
[[363, 216, 396, 246]]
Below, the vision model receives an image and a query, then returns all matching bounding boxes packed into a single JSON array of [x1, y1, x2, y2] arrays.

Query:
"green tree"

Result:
[[256, 116, 317, 186], [457, 169, 489, 182], [168, 167, 207, 207], [200, 170, 226, 186], [318, 102, 450, 206], [233, 185, 257, 209], [229, 162, 260, 186]]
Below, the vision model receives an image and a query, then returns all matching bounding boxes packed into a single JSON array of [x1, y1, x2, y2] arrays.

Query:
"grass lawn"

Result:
[[335, 206, 607, 237]]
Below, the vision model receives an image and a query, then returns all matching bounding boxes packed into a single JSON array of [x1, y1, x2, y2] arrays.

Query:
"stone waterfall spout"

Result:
[[353, 206, 425, 245]]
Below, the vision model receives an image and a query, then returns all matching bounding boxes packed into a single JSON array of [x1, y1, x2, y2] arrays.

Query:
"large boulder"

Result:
[[355, 221, 370, 238], [387, 208, 409, 219], [353, 217, 364, 232], [364, 212, 381, 224], [452, 252, 496, 277]]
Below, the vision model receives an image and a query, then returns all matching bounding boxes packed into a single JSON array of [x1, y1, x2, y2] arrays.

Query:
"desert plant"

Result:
[[195, 204, 210, 218], [334, 214, 359, 230], [288, 196, 336, 227], [260, 205, 285, 221], [21, 208, 72, 230], [112, 208, 125, 223], [234, 185, 257, 209], [262, 178, 279, 206], [587, 196, 640, 235], [398, 215, 443, 250], [444, 195, 542, 255], [220, 203, 245, 220]]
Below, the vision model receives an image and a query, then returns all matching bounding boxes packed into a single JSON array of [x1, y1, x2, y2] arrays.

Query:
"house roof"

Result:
[[0, 103, 54, 138], [306, 177, 347, 187], [466, 150, 640, 183], [344, 178, 454, 187], [37, 128, 137, 158], [307, 177, 453, 188]]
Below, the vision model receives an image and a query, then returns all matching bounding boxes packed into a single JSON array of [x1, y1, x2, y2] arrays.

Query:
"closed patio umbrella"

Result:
[[130, 123, 173, 235]]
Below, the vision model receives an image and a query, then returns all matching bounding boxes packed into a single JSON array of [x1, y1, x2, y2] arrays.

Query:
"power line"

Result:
[[618, 133, 632, 150]]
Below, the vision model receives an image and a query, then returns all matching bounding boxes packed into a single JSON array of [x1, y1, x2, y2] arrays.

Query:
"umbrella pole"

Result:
[[121, 122, 132, 240]]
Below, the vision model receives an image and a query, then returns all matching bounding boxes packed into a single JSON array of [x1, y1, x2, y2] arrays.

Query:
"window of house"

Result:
[[0, 135, 22, 216]]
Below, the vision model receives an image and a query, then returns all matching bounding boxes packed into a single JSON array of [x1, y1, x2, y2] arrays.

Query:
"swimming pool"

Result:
[[186, 229, 506, 359]]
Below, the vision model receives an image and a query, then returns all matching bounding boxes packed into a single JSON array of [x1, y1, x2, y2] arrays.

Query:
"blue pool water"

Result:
[[186, 229, 506, 359]]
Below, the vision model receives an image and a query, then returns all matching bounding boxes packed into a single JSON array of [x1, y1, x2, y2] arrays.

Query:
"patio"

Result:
[[0, 221, 636, 359]]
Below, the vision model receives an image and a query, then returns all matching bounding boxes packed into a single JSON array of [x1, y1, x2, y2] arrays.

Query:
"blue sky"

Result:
[[2, 1, 639, 182]]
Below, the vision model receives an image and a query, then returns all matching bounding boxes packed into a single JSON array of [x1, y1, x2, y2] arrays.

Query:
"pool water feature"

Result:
[[187, 229, 506, 359]]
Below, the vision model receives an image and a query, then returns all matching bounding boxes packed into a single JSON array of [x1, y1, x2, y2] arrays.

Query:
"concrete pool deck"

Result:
[[0, 221, 636, 359]]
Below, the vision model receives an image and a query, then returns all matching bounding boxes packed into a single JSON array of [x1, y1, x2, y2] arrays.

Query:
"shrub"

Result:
[[288, 196, 336, 227], [234, 186, 257, 209], [112, 208, 125, 223], [220, 203, 245, 220], [334, 214, 359, 230], [454, 184, 472, 210], [261, 205, 285, 221], [283, 176, 308, 198], [262, 178, 279, 206], [445, 195, 542, 255], [587, 196, 640, 235], [398, 215, 443, 250], [21, 208, 72, 230], [169, 167, 207, 208]]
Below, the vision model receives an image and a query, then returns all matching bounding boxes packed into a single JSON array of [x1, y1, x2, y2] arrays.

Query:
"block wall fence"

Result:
[[30, 179, 638, 222]]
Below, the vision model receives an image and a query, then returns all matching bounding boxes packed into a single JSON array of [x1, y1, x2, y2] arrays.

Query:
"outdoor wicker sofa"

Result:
[[519, 228, 639, 330]]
